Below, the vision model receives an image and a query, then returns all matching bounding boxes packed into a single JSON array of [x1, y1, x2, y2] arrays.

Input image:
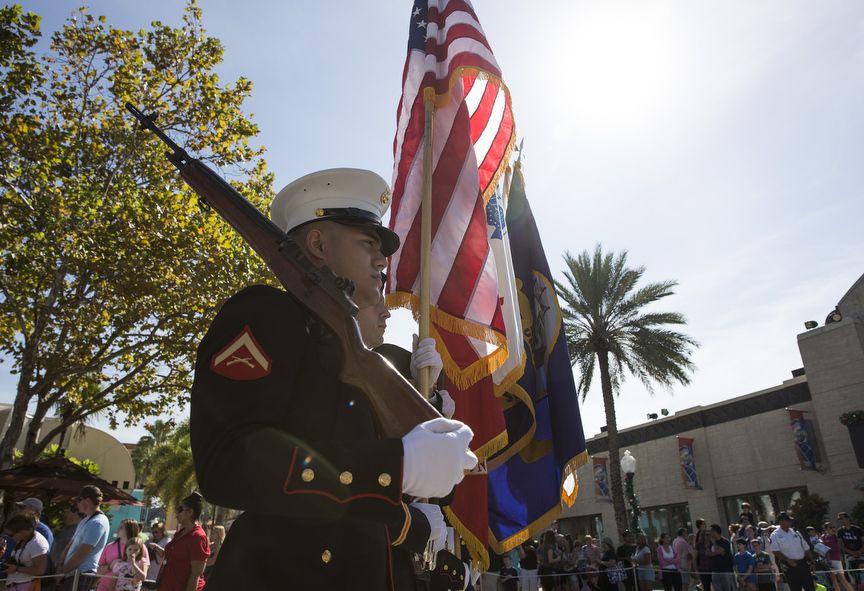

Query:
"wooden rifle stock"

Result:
[[126, 104, 439, 438]]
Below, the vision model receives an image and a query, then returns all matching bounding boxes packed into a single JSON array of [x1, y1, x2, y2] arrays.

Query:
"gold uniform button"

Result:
[[301, 468, 315, 482], [321, 549, 332, 564], [378, 473, 392, 487], [339, 471, 353, 485]]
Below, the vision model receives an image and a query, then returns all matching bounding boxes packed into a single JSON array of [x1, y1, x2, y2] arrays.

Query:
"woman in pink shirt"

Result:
[[657, 533, 683, 591], [96, 520, 149, 591], [821, 522, 854, 591]]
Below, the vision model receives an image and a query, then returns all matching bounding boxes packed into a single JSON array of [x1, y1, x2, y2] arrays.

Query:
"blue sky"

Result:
[[4, 0, 864, 445]]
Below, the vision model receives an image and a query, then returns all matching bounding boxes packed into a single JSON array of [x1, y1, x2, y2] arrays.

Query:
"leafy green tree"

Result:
[[789, 493, 830, 530], [0, 3, 274, 468], [12, 443, 100, 474], [143, 419, 195, 510], [555, 245, 698, 540]]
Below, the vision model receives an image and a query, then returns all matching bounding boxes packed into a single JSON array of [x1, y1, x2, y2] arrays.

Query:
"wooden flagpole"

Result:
[[418, 97, 434, 396]]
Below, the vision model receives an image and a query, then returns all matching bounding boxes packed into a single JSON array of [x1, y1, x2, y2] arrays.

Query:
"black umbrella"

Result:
[[0, 456, 142, 505]]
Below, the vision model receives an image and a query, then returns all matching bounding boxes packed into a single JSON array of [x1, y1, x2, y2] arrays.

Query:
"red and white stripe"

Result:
[[388, 0, 516, 371]]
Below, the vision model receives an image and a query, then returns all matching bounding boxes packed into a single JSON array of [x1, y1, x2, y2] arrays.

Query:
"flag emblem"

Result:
[[210, 326, 272, 380]]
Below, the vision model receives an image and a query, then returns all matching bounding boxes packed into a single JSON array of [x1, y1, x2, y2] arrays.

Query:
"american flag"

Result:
[[387, 0, 518, 386], [386, 0, 521, 571]]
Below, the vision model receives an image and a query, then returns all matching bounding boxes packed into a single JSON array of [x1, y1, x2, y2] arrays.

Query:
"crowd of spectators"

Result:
[[494, 506, 864, 591], [0, 488, 218, 591]]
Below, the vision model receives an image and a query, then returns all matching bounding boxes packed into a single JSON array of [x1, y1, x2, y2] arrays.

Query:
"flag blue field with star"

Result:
[[487, 163, 588, 553]]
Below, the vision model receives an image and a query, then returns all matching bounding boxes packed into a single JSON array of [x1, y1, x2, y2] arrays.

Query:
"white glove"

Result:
[[402, 418, 478, 498], [437, 389, 456, 419], [411, 502, 447, 552], [411, 335, 444, 385], [468, 563, 479, 588]]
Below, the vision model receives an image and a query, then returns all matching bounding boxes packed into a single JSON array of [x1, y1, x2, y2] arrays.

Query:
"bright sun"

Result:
[[563, 4, 681, 136]]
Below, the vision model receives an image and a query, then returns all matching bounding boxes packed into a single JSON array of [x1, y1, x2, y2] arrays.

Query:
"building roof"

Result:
[[586, 375, 811, 454]]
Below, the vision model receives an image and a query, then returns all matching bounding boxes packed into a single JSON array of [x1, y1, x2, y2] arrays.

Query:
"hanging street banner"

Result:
[[787, 409, 818, 470], [593, 456, 611, 500], [677, 437, 702, 489]]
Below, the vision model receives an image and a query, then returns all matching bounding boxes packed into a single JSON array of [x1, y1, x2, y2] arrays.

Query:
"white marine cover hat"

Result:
[[270, 168, 400, 256]]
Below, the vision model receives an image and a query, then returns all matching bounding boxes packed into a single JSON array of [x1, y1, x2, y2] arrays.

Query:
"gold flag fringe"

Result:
[[473, 429, 509, 463], [386, 291, 509, 389], [429, 324, 510, 392], [487, 449, 589, 555], [444, 505, 491, 573], [561, 451, 588, 506], [492, 350, 526, 398]]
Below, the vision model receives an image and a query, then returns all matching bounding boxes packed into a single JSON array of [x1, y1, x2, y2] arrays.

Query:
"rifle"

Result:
[[125, 103, 439, 438]]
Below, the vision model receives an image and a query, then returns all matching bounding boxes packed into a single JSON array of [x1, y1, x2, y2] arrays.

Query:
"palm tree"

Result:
[[555, 244, 698, 540], [130, 419, 176, 489], [144, 420, 197, 511]]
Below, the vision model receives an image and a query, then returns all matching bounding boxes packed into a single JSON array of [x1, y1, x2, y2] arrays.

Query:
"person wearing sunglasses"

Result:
[[156, 493, 209, 591]]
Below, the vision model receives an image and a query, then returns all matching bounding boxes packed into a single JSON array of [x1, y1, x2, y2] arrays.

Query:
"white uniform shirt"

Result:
[[769, 527, 809, 560]]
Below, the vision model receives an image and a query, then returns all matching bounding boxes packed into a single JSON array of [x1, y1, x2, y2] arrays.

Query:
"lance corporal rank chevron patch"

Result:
[[210, 325, 272, 380]]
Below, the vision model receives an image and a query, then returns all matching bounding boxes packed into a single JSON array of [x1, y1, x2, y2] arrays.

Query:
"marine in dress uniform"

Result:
[[356, 280, 471, 591], [191, 168, 476, 591]]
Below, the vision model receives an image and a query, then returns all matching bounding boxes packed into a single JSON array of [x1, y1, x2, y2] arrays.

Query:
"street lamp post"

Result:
[[621, 450, 641, 532]]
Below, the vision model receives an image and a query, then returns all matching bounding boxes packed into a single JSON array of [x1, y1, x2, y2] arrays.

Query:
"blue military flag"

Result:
[[487, 161, 588, 554]]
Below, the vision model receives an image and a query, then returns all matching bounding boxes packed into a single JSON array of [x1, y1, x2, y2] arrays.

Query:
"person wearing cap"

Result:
[[190, 168, 477, 591], [57, 485, 110, 591], [14, 498, 54, 549], [769, 512, 813, 591]]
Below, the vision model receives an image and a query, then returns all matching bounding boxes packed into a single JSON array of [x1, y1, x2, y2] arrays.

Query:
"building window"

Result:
[[558, 514, 605, 542], [111, 480, 118, 487], [722, 487, 807, 525], [122, 481, 130, 490], [636, 503, 692, 544]]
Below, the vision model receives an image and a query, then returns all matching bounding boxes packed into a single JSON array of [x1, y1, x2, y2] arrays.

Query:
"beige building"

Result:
[[0, 406, 137, 492], [559, 274, 864, 543]]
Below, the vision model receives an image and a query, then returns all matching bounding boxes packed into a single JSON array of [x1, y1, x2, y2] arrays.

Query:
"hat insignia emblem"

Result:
[[315, 208, 325, 217], [380, 190, 391, 205]]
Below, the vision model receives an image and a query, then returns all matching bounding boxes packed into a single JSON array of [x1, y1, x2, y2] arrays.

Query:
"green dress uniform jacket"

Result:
[[191, 285, 430, 590]]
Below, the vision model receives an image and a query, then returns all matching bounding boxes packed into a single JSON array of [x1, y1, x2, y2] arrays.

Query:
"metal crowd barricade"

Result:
[[2, 570, 159, 591], [476, 564, 864, 590]]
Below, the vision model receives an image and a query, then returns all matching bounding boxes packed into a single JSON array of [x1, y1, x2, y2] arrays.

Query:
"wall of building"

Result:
[[0, 406, 137, 493], [560, 375, 862, 542], [559, 273, 864, 544], [797, 315, 864, 509]]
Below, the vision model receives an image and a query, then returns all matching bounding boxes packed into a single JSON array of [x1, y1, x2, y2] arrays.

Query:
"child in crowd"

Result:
[[114, 538, 148, 591], [499, 554, 519, 591], [750, 539, 775, 591], [734, 539, 756, 591]]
